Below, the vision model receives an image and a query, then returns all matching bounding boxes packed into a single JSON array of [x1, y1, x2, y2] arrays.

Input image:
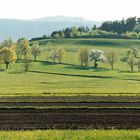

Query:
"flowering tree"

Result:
[[89, 49, 105, 68]]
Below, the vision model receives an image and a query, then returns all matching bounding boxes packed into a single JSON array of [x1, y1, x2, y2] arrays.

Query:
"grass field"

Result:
[[0, 130, 139, 140], [0, 38, 139, 96]]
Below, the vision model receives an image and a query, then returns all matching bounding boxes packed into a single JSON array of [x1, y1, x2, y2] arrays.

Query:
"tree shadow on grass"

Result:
[[8, 70, 25, 74], [39, 82, 51, 85], [64, 65, 92, 70], [75, 40, 119, 47], [36, 60, 55, 66], [38, 60, 79, 67], [64, 65, 110, 72], [93, 67, 110, 72], [29, 70, 112, 79], [119, 70, 138, 73], [0, 69, 5, 72]]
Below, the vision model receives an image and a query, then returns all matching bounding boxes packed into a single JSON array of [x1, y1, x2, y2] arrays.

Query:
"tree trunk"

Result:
[[131, 65, 133, 72], [85, 60, 88, 67], [81, 62, 83, 67], [34, 55, 37, 61], [17, 56, 20, 60], [59, 59, 61, 64], [94, 61, 98, 68], [111, 64, 114, 70], [138, 65, 140, 72], [58, 57, 62, 64], [5, 62, 9, 69], [53, 59, 56, 64]]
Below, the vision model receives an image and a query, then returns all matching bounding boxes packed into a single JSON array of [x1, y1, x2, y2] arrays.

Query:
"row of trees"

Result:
[[0, 38, 139, 72], [16, 38, 41, 62], [78, 48, 117, 69], [50, 27, 140, 39], [48, 47, 65, 64], [46, 45, 140, 72], [0, 38, 67, 71], [0, 38, 41, 71], [78, 47, 140, 72]]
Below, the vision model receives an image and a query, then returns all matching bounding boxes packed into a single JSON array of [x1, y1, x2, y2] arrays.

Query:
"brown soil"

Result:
[[0, 108, 140, 130]]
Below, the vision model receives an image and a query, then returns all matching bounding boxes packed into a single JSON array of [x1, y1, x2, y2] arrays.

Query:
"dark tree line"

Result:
[[100, 17, 140, 34]]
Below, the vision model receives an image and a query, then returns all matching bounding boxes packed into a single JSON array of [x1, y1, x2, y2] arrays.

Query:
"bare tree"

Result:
[[31, 43, 41, 61], [136, 58, 140, 72], [78, 48, 89, 67], [23, 54, 31, 72], [127, 47, 138, 72], [49, 49, 58, 64], [16, 38, 30, 61], [127, 55, 136, 72], [106, 51, 118, 70], [57, 47, 65, 63]]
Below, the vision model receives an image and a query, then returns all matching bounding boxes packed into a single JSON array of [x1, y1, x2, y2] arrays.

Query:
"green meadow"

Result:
[[0, 38, 140, 96], [0, 130, 139, 140]]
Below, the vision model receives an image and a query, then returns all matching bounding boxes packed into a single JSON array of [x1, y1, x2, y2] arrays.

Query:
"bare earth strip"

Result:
[[0, 96, 140, 130], [0, 108, 140, 129]]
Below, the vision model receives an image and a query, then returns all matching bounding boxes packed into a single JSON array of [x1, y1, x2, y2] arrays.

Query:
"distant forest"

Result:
[[30, 17, 140, 41]]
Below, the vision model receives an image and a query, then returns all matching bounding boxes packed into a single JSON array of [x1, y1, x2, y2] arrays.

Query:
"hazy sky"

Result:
[[0, 0, 140, 21]]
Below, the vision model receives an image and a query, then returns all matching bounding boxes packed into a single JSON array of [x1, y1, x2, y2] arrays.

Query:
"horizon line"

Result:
[[0, 15, 137, 22]]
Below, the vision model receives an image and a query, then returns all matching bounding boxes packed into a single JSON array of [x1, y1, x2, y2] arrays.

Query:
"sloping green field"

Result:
[[0, 38, 140, 96]]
